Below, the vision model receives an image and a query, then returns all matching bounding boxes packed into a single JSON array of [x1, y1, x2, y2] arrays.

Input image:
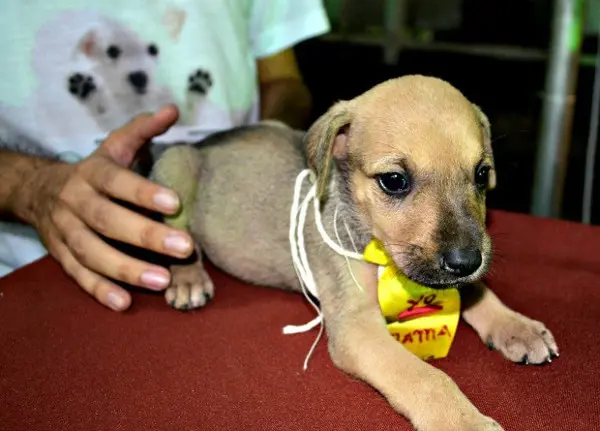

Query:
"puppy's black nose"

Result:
[[440, 248, 482, 277], [128, 71, 148, 91]]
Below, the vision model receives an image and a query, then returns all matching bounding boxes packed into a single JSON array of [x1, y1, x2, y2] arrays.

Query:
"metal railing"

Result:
[[324, 0, 592, 220]]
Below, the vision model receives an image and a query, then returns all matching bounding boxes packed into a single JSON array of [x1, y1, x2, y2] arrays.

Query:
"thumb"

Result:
[[96, 104, 179, 167]]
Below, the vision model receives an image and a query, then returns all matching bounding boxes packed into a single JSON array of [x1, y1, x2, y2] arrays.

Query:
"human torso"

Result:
[[0, 0, 330, 276]]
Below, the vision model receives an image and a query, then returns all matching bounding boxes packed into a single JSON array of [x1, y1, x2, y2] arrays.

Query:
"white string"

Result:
[[284, 169, 366, 371], [313, 195, 364, 261], [285, 169, 321, 332], [333, 206, 364, 294]]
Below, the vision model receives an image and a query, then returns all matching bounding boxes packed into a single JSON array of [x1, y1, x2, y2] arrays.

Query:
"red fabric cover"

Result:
[[0, 210, 598, 430]]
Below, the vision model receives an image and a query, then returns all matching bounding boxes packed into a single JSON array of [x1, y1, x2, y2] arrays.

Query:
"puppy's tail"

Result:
[[150, 144, 202, 231]]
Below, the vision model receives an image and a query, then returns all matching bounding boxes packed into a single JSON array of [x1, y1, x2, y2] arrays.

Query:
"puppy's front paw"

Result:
[[67, 73, 97, 101], [165, 263, 214, 311], [410, 374, 505, 431], [486, 311, 558, 365], [188, 68, 213, 95], [418, 410, 503, 431], [465, 416, 504, 431], [453, 415, 503, 431]]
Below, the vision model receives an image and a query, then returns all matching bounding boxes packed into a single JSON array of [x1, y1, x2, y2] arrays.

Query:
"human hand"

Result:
[[16, 105, 193, 311]]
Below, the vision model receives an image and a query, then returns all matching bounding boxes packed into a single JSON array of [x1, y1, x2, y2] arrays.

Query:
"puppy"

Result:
[[26, 10, 176, 140], [151, 75, 558, 430], [66, 15, 173, 131]]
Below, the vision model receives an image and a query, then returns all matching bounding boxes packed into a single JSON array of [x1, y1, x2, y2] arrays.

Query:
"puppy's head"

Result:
[[76, 20, 160, 97], [306, 75, 495, 287]]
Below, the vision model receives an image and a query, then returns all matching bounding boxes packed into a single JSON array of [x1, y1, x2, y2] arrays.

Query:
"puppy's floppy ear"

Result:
[[76, 29, 100, 59], [472, 104, 497, 190], [305, 100, 353, 199]]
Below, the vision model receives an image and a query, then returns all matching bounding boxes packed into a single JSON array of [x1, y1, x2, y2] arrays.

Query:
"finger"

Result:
[[82, 157, 181, 215], [52, 236, 132, 311], [57, 209, 173, 291], [73, 186, 193, 258], [96, 105, 179, 167]]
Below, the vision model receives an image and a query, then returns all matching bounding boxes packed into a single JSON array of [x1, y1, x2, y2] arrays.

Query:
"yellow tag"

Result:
[[363, 239, 460, 361]]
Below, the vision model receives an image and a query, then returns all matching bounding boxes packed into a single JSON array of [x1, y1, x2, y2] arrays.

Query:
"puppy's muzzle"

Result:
[[439, 247, 482, 277]]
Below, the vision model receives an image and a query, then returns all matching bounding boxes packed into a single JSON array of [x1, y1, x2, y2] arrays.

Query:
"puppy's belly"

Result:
[[189, 138, 306, 292]]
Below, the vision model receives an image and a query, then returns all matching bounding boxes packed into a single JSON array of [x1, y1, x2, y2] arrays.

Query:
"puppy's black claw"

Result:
[[170, 302, 189, 311], [485, 337, 495, 351], [204, 293, 212, 302], [519, 354, 529, 365]]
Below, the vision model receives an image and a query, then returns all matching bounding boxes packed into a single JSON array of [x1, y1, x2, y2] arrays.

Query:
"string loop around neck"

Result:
[[284, 169, 365, 370]]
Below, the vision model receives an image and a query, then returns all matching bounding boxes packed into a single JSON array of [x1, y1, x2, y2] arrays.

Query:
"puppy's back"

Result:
[[151, 122, 309, 289]]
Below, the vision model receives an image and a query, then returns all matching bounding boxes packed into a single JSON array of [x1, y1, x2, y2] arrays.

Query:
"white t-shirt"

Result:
[[0, 0, 330, 276]]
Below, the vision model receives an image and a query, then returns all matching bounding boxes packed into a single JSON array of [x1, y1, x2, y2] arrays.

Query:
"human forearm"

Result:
[[259, 78, 312, 130], [0, 149, 61, 223]]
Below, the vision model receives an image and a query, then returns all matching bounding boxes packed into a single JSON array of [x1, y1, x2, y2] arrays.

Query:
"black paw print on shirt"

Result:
[[67, 73, 97, 101], [188, 69, 213, 95]]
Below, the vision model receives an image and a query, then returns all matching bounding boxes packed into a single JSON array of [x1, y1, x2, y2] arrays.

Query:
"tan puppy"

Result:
[[151, 75, 557, 430]]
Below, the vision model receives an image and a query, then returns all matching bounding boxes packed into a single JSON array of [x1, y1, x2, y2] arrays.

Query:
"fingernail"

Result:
[[141, 270, 170, 290], [153, 190, 179, 211], [164, 233, 192, 255], [107, 292, 126, 310]]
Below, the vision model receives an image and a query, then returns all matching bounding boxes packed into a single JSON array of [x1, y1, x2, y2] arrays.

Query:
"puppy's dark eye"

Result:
[[475, 164, 491, 190], [106, 45, 121, 59], [148, 44, 159, 56], [377, 172, 411, 197]]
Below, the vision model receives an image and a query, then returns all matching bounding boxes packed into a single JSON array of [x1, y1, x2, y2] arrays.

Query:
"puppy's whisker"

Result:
[[378, 141, 406, 153], [389, 251, 417, 258], [333, 205, 364, 293], [491, 133, 508, 143], [383, 241, 427, 252], [382, 239, 423, 247], [486, 266, 499, 277]]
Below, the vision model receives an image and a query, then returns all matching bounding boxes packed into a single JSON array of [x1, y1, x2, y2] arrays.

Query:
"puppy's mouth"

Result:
[[403, 270, 486, 290]]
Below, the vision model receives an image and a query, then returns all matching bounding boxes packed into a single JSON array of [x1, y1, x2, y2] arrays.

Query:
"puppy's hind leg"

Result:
[[151, 145, 214, 310]]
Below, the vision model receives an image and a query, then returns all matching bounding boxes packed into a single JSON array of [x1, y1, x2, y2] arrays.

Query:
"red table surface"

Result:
[[1, 210, 599, 431]]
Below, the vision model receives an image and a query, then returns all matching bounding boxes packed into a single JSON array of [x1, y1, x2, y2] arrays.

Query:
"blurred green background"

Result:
[[296, 0, 600, 223]]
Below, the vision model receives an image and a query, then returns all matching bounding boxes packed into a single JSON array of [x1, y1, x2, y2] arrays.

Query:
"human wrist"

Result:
[[2, 152, 63, 225]]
